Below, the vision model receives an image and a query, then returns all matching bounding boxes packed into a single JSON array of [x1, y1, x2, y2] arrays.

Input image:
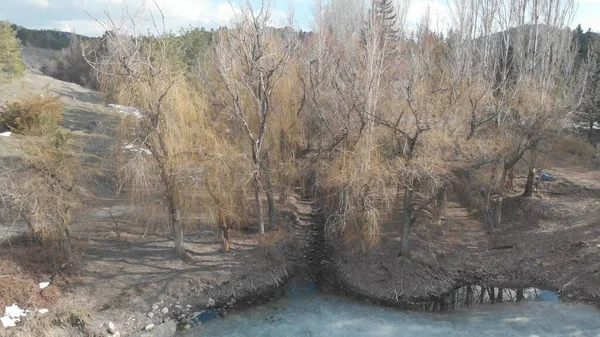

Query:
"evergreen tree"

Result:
[[0, 21, 26, 81]]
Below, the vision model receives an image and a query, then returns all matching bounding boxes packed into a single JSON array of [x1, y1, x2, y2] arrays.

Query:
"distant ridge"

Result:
[[9, 24, 94, 50]]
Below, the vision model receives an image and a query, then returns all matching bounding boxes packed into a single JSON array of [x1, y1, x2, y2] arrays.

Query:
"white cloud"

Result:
[[406, 0, 450, 31], [51, 19, 105, 36], [156, 0, 235, 26], [27, 0, 50, 8]]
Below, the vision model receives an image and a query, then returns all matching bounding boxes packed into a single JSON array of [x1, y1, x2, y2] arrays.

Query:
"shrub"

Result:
[[1, 130, 82, 265], [0, 94, 64, 136], [0, 21, 26, 81]]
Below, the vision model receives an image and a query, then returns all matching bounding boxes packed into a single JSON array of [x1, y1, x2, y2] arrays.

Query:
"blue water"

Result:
[[180, 293, 600, 337]]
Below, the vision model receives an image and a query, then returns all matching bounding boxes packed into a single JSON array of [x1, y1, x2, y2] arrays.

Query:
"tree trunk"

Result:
[[61, 227, 72, 264], [501, 165, 508, 187], [488, 287, 496, 304], [479, 287, 486, 304], [465, 285, 474, 307], [167, 193, 186, 258], [494, 197, 503, 230], [399, 186, 414, 258], [497, 288, 504, 303], [265, 170, 277, 227], [502, 163, 515, 189], [278, 185, 287, 204], [516, 289, 524, 302], [507, 167, 514, 189], [523, 165, 535, 197], [589, 120, 594, 139], [253, 172, 265, 235], [433, 186, 446, 226], [218, 209, 230, 253]]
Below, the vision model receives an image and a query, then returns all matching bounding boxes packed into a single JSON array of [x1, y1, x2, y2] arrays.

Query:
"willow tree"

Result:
[[215, 0, 298, 235], [86, 8, 221, 259]]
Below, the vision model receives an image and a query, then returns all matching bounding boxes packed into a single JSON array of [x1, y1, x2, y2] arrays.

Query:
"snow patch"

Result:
[[38, 309, 49, 314], [0, 132, 11, 137], [39, 281, 50, 289], [108, 104, 143, 118], [1, 316, 16, 328], [123, 143, 152, 155], [2, 304, 29, 327]]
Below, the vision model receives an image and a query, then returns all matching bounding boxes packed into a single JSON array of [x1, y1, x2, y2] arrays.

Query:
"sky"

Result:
[[0, 0, 599, 37]]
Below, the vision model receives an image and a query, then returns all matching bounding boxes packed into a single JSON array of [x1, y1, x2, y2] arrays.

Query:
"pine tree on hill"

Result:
[[0, 21, 26, 82]]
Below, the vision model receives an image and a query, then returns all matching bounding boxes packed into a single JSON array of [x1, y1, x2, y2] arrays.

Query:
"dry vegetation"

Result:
[[1, 0, 600, 333], [6, 0, 594, 264]]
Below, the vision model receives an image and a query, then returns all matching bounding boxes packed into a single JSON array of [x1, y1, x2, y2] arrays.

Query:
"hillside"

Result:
[[10, 25, 93, 50]]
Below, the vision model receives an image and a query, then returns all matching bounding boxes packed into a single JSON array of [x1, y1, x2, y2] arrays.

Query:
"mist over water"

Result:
[[180, 293, 600, 337]]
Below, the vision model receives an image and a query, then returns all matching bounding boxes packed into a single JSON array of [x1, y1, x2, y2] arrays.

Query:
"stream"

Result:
[[179, 288, 600, 337]]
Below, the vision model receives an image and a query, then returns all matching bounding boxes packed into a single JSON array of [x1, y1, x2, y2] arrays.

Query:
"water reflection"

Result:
[[420, 286, 559, 311], [179, 293, 600, 337]]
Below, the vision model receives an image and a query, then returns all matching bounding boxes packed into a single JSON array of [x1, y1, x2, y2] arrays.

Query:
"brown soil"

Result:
[[2, 197, 315, 337], [327, 155, 600, 309]]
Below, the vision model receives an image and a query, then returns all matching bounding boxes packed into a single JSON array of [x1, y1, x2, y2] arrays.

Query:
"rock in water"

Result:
[[187, 310, 218, 325]]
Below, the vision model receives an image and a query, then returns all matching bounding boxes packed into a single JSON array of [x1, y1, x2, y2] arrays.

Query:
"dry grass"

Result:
[[553, 135, 596, 160], [0, 246, 62, 310], [0, 94, 63, 136]]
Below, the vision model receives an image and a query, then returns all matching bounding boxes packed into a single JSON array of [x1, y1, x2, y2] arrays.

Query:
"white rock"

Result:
[[107, 322, 116, 334], [38, 309, 49, 314], [144, 323, 154, 331], [112, 332, 120, 337], [207, 298, 216, 307], [151, 304, 159, 311], [1, 316, 16, 328], [0, 132, 11, 137], [39, 282, 50, 289], [186, 304, 191, 308], [161, 307, 169, 314], [147, 312, 154, 318]]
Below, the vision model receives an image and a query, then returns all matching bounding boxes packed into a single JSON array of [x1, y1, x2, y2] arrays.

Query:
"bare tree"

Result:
[[215, 0, 299, 235]]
